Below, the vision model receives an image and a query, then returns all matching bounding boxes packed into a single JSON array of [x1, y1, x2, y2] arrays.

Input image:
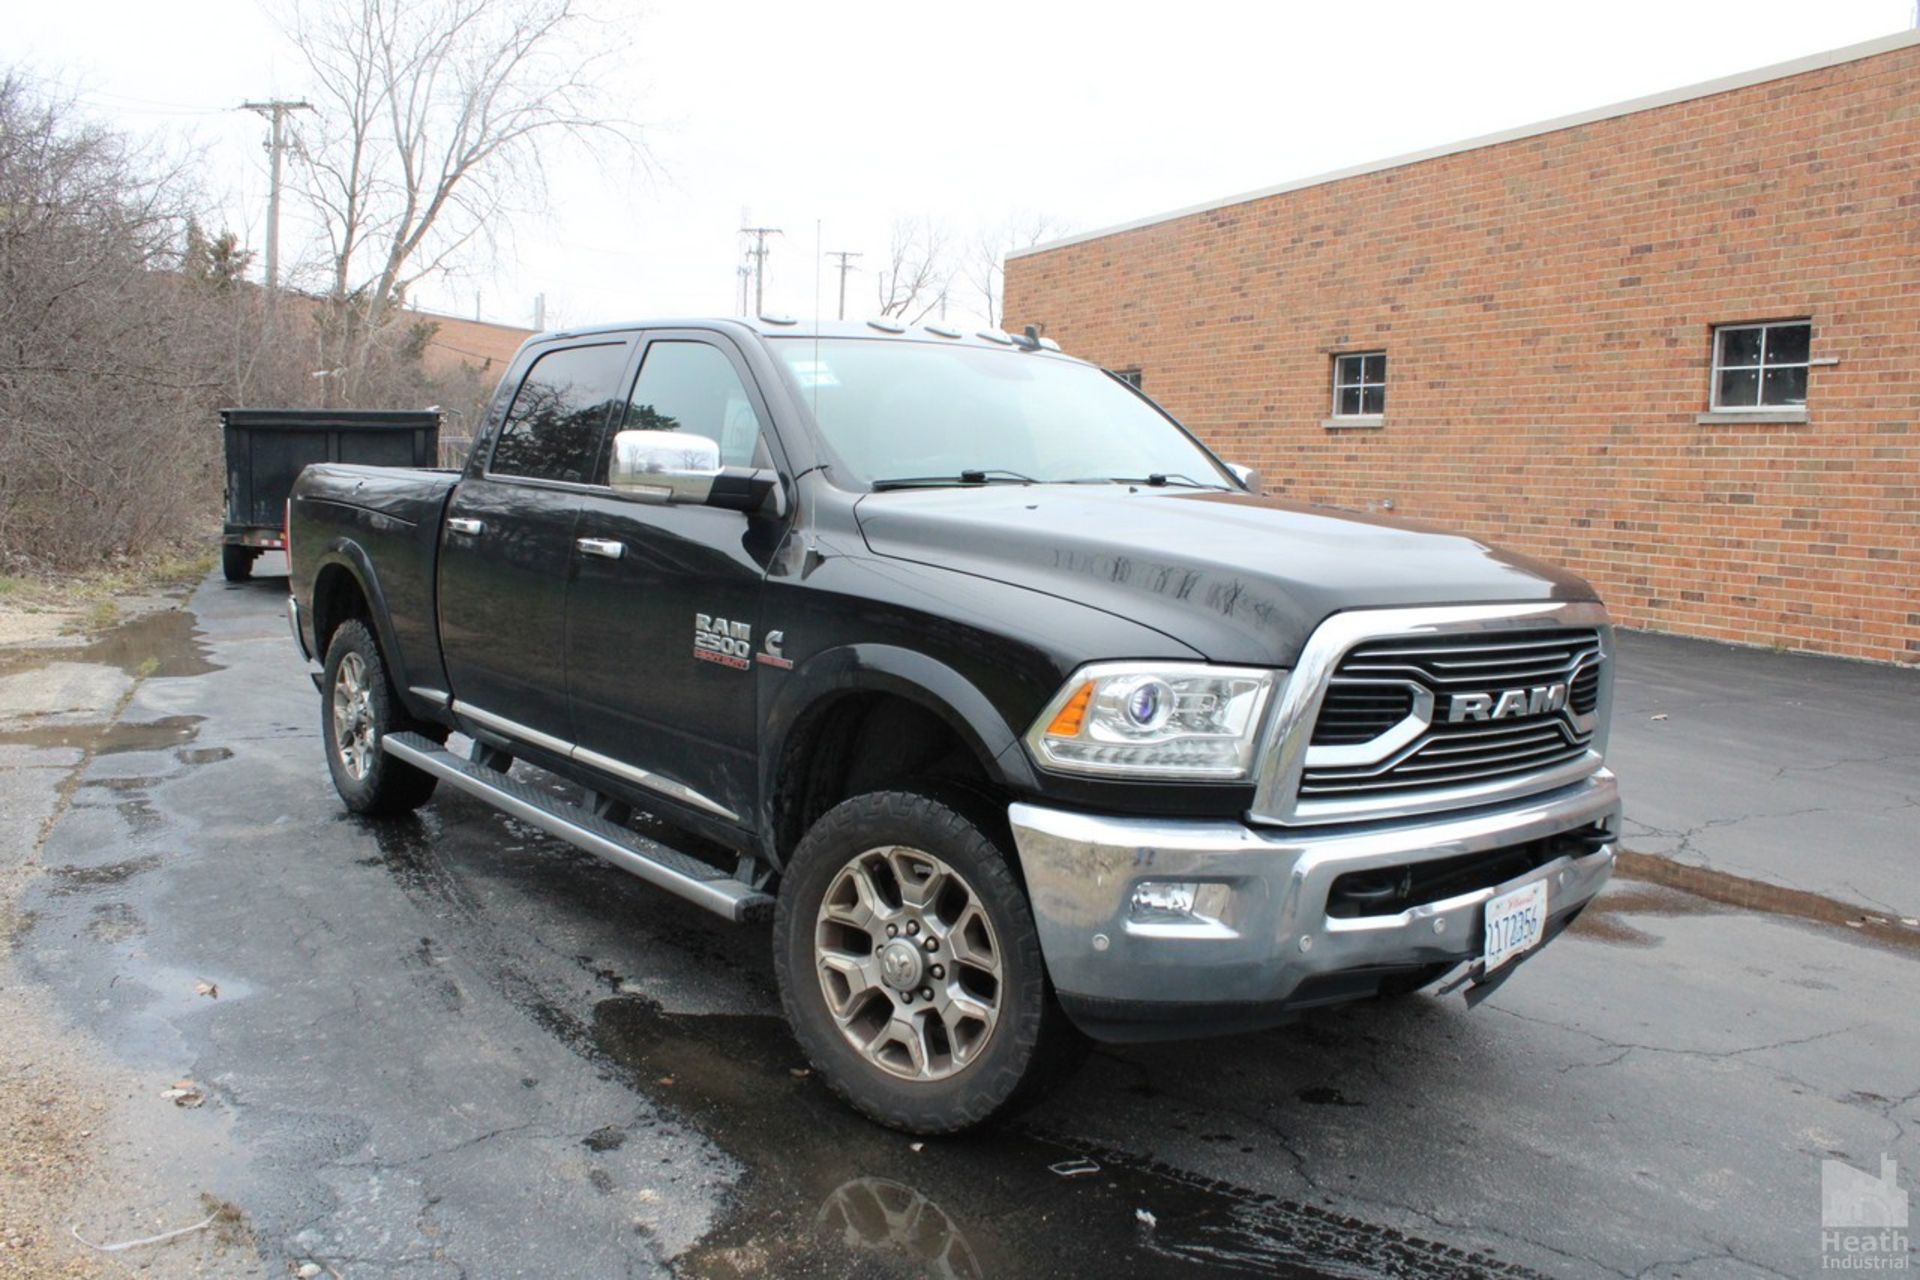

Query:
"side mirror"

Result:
[[609, 429, 781, 514], [1227, 462, 1261, 493]]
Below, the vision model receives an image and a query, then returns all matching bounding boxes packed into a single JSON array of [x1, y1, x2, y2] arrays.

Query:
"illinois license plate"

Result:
[[1483, 878, 1549, 974]]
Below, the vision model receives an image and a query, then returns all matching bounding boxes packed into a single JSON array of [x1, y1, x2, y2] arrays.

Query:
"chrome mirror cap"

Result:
[[1227, 462, 1260, 492], [610, 430, 722, 504]]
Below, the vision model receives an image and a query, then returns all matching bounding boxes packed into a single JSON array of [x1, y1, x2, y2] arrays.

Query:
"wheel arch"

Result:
[[759, 644, 1039, 866], [308, 545, 416, 699]]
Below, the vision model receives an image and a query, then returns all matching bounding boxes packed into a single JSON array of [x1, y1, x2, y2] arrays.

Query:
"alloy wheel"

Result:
[[813, 845, 1003, 1082], [331, 650, 375, 780]]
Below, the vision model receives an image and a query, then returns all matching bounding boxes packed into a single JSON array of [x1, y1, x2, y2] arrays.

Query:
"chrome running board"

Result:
[[382, 732, 772, 923]]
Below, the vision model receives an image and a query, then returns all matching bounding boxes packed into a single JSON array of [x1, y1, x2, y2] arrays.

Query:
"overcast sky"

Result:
[[15, 0, 1916, 332]]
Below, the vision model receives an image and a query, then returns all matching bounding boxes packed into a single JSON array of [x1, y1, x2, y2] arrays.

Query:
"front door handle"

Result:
[[447, 517, 486, 535], [575, 537, 625, 560]]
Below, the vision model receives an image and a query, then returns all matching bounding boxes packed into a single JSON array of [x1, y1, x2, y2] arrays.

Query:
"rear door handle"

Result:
[[447, 517, 486, 535], [575, 537, 625, 560]]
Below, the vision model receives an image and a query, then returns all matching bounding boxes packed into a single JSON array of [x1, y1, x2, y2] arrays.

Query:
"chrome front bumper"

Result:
[[1008, 771, 1619, 1040]]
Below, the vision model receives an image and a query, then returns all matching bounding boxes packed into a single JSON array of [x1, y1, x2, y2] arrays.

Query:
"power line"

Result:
[[739, 226, 782, 317], [826, 251, 861, 321], [240, 99, 313, 296]]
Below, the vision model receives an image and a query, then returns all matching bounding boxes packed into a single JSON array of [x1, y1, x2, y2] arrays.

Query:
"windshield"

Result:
[[770, 338, 1233, 488]]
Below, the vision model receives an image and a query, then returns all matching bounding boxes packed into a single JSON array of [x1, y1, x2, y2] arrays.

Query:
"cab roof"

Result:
[[534, 316, 1065, 353]]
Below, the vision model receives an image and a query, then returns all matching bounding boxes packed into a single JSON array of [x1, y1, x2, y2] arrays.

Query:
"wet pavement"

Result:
[[5, 570, 1917, 1277]]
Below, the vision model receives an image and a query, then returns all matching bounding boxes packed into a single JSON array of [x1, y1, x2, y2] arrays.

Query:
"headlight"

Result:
[[1025, 662, 1281, 780]]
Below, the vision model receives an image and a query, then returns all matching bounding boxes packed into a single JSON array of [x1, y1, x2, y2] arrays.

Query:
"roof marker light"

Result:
[[758, 313, 798, 326], [867, 317, 907, 334], [977, 328, 1013, 345], [924, 323, 962, 339]]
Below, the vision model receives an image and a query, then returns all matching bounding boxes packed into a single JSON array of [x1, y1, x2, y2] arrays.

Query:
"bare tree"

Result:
[[966, 214, 1068, 329], [284, 0, 635, 386], [874, 216, 952, 324], [0, 73, 507, 572]]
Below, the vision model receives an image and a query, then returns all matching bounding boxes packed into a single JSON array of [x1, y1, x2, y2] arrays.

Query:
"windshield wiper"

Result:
[[870, 468, 1038, 491], [1086, 473, 1231, 490]]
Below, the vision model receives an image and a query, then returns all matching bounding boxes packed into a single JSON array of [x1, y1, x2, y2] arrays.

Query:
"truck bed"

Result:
[[289, 464, 462, 706]]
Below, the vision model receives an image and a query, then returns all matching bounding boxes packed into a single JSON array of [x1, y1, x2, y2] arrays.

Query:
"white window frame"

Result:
[[1330, 351, 1386, 419], [1709, 320, 1811, 412]]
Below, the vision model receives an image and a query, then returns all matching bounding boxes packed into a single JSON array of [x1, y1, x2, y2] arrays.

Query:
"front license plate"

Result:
[[1482, 878, 1549, 974]]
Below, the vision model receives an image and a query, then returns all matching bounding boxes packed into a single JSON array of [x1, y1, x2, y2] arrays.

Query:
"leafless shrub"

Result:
[[0, 74, 220, 568], [0, 74, 495, 573]]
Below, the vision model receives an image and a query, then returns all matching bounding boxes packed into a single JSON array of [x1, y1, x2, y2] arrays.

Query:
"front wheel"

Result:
[[321, 619, 438, 815], [773, 789, 1081, 1133]]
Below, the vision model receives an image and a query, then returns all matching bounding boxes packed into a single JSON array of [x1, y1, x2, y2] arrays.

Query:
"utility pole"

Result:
[[739, 226, 781, 316], [533, 293, 546, 330], [826, 251, 861, 321], [736, 262, 752, 317], [240, 99, 312, 297]]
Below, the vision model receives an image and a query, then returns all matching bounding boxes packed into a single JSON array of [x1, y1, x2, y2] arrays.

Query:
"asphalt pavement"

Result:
[[4, 571, 1916, 1277]]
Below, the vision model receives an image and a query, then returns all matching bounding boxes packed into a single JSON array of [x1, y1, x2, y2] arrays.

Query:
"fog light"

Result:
[[1129, 881, 1229, 925]]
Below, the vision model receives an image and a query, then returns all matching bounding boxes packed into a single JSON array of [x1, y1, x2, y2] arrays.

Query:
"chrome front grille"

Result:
[[1299, 629, 1603, 805], [1333, 629, 1604, 690], [1300, 717, 1591, 796], [1247, 602, 1615, 827]]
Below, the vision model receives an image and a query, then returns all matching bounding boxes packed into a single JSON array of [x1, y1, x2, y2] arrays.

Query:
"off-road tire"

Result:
[[321, 619, 439, 816], [221, 544, 256, 583], [773, 788, 1082, 1134]]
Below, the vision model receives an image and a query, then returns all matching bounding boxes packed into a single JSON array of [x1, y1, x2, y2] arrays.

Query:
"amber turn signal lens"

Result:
[[1045, 681, 1095, 737]]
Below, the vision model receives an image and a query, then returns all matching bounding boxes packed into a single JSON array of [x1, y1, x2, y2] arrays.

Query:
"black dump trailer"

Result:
[[220, 408, 440, 581]]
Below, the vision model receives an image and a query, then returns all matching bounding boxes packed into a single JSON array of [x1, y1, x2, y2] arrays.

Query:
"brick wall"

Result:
[[1004, 43, 1920, 664]]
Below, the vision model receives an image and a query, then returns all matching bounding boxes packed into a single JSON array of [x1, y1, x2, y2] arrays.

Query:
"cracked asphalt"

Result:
[[3, 571, 1916, 1277]]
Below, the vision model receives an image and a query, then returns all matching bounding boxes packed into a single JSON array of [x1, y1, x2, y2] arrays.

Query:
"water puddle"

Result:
[[1614, 851, 1920, 953], [1569, 882, 1724, 948], [0, 713, 204, 754], [0, 605, 217, 679], [590, 996, 1547, 1279], [46, 855, 163, 894]]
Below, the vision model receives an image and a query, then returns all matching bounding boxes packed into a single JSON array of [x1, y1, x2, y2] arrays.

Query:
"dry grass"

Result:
[[0, 547, 215, 648]]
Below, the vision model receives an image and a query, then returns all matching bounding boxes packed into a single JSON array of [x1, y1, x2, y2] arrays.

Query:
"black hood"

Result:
[[854, 485, 1598, 667]]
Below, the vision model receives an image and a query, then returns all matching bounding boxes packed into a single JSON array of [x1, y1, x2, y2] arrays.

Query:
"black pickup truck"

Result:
[[287, 318, 1620, 1133]]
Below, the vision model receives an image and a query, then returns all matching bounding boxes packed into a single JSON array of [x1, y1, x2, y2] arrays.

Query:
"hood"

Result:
[[854, 486, 1597, 667]]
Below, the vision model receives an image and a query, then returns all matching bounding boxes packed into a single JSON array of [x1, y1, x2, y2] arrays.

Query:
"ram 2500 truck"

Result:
[[286, 318, 1620, 1134]]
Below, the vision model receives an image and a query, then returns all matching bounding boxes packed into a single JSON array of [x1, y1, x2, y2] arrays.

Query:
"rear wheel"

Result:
[[321, 619, 438, 815], [221, 544, 256, 582], [773, 789, 1081, 1133]]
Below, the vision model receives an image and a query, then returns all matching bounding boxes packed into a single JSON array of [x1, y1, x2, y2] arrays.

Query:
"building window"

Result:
[[1332, 352, 1386, 418], [1711, 321, 1809, 410], [1109, 367, 1143, 390]]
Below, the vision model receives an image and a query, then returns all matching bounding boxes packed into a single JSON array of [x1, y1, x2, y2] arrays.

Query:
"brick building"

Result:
[[415, 312, 534, 381], [1003, 31, 1920, 665]]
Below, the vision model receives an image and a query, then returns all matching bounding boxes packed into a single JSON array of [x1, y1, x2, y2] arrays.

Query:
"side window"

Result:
[[489, 342, 629, 484], [621, 341, 767, 468]]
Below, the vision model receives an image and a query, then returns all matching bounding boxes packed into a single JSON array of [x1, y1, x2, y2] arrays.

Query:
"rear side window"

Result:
[[621, 341, 767, 468], [489, 343, 629, 483]]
